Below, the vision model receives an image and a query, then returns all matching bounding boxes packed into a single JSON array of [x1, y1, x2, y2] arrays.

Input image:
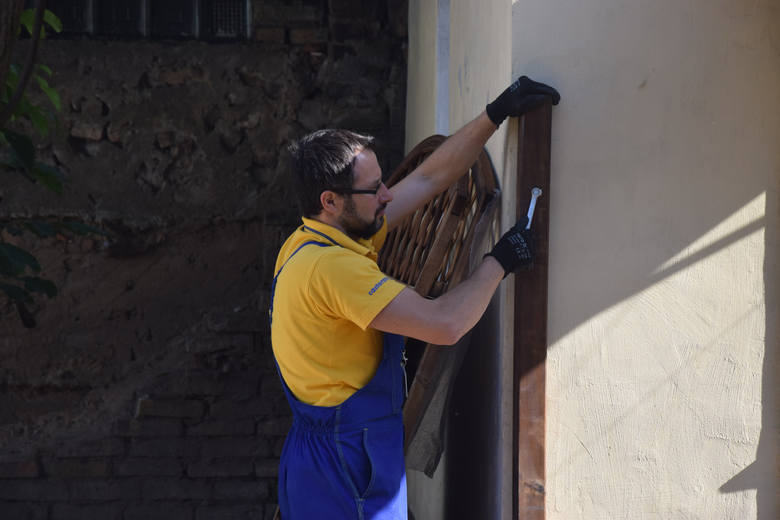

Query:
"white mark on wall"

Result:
[[436, 0, 450, 134]]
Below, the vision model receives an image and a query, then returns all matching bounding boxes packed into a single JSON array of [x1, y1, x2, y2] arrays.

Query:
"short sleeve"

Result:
[[308, 249, 405, 330]]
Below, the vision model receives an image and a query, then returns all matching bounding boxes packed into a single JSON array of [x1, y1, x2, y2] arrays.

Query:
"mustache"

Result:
[[376, 203, 387, 215]]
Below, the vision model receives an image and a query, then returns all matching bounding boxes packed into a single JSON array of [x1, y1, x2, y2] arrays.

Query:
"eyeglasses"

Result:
[[330, 181, 385, 195]]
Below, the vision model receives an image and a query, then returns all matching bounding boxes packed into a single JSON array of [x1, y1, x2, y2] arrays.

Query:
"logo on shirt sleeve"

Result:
[[368, 277, 390, 295]]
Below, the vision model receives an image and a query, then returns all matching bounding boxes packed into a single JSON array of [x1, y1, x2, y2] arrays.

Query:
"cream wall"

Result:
[[405, 0, 438, 150], [511, 1, 779, 519]]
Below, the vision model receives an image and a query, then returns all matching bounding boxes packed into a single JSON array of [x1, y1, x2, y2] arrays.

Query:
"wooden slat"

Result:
[[514, 100, 552, 520]]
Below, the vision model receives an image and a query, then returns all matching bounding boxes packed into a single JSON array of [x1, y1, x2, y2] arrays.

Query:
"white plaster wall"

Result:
[[405, 0, 438, 151], [511, 0, 779, 518]]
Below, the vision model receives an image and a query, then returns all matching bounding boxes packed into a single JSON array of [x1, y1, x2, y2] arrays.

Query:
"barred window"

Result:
[[37, 0, 250, 40]]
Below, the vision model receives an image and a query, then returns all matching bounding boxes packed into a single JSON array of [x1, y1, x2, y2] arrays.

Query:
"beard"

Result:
[[340, 197, 386, 240]]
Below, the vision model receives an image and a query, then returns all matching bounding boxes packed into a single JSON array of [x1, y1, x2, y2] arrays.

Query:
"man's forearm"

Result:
[[416, 111, 498, 192], [430, 255, 504, 343], [368, 256, 504, 346]]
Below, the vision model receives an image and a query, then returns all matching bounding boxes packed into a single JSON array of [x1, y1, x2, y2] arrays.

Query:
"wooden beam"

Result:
[[513, 100, 552, 520]]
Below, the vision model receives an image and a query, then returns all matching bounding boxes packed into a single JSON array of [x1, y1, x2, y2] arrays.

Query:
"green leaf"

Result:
[[5, 65, 19, 89], [0, 242, 41, 274], [22, 276, 57, 297], [33, 162, 64, 194], [19, 9, 35, 37], [43, 10, 63, 33], [27, 105, 50, 137], [62, 221, 106, 236], [23, 220, 57, 238], [0, 281, 32, 303], [37, 64, 52, 76], [2, 130, 35, 172], [16, 300, 36, 328], [34, 74, 61, 111]]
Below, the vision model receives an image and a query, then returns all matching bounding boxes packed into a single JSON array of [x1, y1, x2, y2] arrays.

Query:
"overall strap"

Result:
[[302, 225, 342, 246], [269, 240, 331, 326]]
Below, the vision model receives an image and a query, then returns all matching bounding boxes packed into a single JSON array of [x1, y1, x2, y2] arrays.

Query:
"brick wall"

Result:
[[0, 1, 407, 518]]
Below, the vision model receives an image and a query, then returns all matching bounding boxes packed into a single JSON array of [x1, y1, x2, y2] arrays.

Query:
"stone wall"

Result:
[[0, 1, 407, 518]]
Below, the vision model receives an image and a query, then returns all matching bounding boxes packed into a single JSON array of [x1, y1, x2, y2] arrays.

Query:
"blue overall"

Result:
[[270, 235, 408, 520]]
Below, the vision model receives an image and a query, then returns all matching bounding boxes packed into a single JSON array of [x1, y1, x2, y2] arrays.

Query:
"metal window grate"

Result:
[[150, 0, 197, 38], [35, 0, 250, 40], [202, 0, 247, 40], [95, 0, 145, 37], [47, 0, 93, 34]]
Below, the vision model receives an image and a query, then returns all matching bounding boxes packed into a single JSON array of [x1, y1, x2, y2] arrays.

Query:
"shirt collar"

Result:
[[300, 217, 377, 258]]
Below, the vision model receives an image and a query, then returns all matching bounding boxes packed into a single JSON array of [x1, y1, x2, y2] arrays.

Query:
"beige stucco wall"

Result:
[[511, 0, 779, 519]]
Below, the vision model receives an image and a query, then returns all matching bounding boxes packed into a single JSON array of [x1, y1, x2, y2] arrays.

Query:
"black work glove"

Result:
[[485, 217, 534, 278], [486, 76, 561, 126]]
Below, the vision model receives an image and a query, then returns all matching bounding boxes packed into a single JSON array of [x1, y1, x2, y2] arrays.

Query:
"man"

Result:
[[270, 76, 560, 519]]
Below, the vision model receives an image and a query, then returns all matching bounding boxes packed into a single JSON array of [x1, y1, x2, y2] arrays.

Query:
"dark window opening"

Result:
[[33, 0, 250, 40]]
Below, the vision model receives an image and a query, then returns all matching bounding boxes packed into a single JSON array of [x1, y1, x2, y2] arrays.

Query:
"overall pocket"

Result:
[[336, 427, 376, 499]]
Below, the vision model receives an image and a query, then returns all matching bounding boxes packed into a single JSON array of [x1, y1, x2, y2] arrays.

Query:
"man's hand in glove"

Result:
[[485, 217, 534, 278], [486, 76, 560, 126]]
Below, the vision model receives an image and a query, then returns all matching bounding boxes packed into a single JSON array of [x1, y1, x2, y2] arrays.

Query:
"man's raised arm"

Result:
[[384, 76, 560, 231]]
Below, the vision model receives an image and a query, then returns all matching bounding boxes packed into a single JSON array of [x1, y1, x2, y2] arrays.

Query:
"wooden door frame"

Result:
[[513, 100, 552, 520]]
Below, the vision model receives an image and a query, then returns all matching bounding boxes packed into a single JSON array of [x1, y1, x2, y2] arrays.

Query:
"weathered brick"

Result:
[[186, 418, 255, 436], [209, 397, 274, 418], [329, 0, 376, 18], [185, 373, 224, 396], [129, 438, 200, 458], [202, 438, 268, 458], [213, 479, 269, 500], [188, 458, 253, 478], [124, 503, 193, 520], [223, 373, 262, 399], [54, 437, 126, 457], [118, 418, 184, 437], [70, 121, 104, 141], [256, 416, 292, 436], [0, 501, 47, 520], [196, 504, 263, 520], [206, 311, 267, 333], [68, 478, 141, 500], [254, 3, 323, 26], [51, 503, 122, 520], [289, 28, 327, 45], [141, 477, 211, 500], [270, 437, 286, 458], [115, 457, 183, 477], [0, 479, 69, 501], [0, 458, 40, 478], [135, 397, 205, 419], [42, 457, 111, 478], [252, 27, 286, 43], [184, 333, 253, 355], [253, 459, 279, 478]]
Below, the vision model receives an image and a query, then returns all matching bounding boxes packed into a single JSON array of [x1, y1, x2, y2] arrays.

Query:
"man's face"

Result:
[[338, 149, 393, 240]]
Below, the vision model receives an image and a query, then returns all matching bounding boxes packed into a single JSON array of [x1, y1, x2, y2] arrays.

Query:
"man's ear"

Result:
[[319, 190, 342, 216]]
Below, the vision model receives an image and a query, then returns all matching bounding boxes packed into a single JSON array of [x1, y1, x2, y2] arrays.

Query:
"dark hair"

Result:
[[287, 129, 375, 217]]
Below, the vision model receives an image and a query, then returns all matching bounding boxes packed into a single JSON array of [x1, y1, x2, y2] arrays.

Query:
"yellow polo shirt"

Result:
[[271, 218, 405, 406]]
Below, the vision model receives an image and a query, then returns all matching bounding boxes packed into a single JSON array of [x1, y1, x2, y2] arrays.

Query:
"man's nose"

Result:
[[379, 181, 393, 203]]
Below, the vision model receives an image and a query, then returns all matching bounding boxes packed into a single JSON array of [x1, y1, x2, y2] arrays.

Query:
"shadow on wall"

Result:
[[718, 188, 778, 520]]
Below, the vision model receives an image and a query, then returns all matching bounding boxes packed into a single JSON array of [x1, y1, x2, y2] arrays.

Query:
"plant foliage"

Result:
[[1, 8, 104, 327]]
